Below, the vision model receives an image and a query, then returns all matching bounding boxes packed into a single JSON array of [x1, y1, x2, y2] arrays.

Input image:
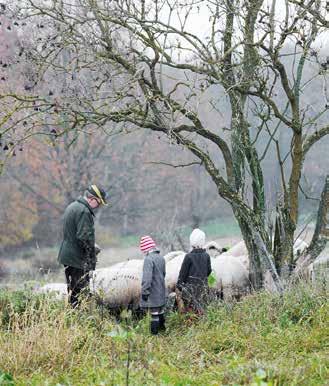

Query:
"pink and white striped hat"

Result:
[[140, 235, 156, 254]]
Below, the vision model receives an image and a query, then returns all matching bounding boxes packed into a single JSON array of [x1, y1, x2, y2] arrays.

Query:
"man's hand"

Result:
[[84, 258, 96, 272], [80, 240, 97, 271]]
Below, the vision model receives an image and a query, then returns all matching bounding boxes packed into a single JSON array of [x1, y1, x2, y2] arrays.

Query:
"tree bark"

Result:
[[233, 205, 283, 292], [295, 175, 329, 274]]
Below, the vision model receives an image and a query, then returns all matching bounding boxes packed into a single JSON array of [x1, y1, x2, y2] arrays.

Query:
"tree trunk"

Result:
[[233, 206, 283, 292], [295, 175, 329, 274]]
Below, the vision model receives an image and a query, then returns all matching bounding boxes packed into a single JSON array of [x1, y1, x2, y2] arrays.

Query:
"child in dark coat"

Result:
[[140, 235, 166, 335], [177, 229, 212, 314]]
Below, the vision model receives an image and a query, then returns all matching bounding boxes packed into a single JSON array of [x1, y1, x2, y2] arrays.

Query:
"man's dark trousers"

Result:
[[64, 265, 90, 308]]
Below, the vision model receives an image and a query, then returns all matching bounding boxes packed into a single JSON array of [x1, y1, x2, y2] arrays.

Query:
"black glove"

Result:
[[142, 294, 149, 302], [83, 259, 96, 272]]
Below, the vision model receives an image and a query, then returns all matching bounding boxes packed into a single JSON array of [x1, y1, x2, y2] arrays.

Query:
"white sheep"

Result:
[[307, 254, 329, 284], [165, 253, 186, 292], [90, 259, 143, 308], [34, 241, 250, 306], [220, 238, 308, 272], [207, 240, 249, 275], [164, 250, 185, 263], [293, 238, 308, 256], [227, 237, 308, 258], [164, 248, 250, 301], [227, 240, 248, 258], [210, 255, 250, 300], [205, 241, 228, 258], [35, 282, 67, 300], [32, 260, 144, 308]]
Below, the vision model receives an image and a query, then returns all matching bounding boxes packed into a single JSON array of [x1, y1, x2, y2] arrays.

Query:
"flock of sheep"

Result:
[[36, 238, 328, 308]]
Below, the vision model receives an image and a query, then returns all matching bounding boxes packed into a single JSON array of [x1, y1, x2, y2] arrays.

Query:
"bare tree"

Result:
[[2, 0, 329, 288]]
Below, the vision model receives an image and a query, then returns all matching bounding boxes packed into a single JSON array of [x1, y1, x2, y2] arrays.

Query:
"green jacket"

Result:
[[58, 197, 96, 271]]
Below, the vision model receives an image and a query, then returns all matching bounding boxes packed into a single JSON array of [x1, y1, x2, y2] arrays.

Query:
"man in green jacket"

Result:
[[58, 184, 107, 307]]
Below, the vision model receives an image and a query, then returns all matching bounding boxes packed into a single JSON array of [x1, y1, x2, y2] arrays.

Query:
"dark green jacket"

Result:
[[58, 197, 96, 271]]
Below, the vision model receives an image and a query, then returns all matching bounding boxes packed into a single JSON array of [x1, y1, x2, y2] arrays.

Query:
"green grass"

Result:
[[176, 218, 241, 240], [120, 234, 140, 248], [0, 284, 328, 385], [201, 219, 241, 239]]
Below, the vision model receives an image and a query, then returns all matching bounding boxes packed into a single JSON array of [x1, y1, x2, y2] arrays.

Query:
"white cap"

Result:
[[189, 228, 206, 249]]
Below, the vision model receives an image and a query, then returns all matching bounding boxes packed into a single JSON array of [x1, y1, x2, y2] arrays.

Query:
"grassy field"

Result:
[[0, 283, 328, 385]]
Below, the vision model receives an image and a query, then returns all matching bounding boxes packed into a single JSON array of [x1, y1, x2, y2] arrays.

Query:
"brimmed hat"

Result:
[[140, 235, 156, 254], [87, 184, 107, 205]]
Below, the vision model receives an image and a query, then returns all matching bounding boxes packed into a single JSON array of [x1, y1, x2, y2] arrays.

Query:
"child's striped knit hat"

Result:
[[140, 235, 156, 254]]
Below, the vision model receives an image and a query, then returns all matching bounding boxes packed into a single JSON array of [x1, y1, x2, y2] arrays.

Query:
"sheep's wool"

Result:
[[190, 228, 206, 249]]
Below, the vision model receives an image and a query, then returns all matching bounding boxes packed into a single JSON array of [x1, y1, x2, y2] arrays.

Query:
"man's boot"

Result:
[[159, 313, 166, 332]]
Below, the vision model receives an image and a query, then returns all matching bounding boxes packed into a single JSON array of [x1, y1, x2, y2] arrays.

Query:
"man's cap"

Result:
[[87, 184, 107, 205]]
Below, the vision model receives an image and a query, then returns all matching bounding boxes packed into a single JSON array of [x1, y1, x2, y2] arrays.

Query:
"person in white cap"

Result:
[[140, 235, 166, 335], [176, 228, 212, 314]]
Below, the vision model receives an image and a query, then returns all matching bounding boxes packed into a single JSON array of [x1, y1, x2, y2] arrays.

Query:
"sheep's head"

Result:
[[205, 241, 227, 257]]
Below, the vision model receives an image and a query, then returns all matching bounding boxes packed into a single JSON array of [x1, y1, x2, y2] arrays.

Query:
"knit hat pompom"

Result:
[[189, 228, 206, 249], [140, 235, 156, 254]]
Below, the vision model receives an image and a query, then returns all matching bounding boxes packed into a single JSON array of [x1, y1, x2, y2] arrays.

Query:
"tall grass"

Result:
[[0, 283, 328, 385]]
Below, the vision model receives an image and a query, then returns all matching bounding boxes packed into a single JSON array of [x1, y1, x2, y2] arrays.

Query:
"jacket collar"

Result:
[[191, 247, 205, 253], [77, 197, 95, 216], [146, 248, 160, 256]]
